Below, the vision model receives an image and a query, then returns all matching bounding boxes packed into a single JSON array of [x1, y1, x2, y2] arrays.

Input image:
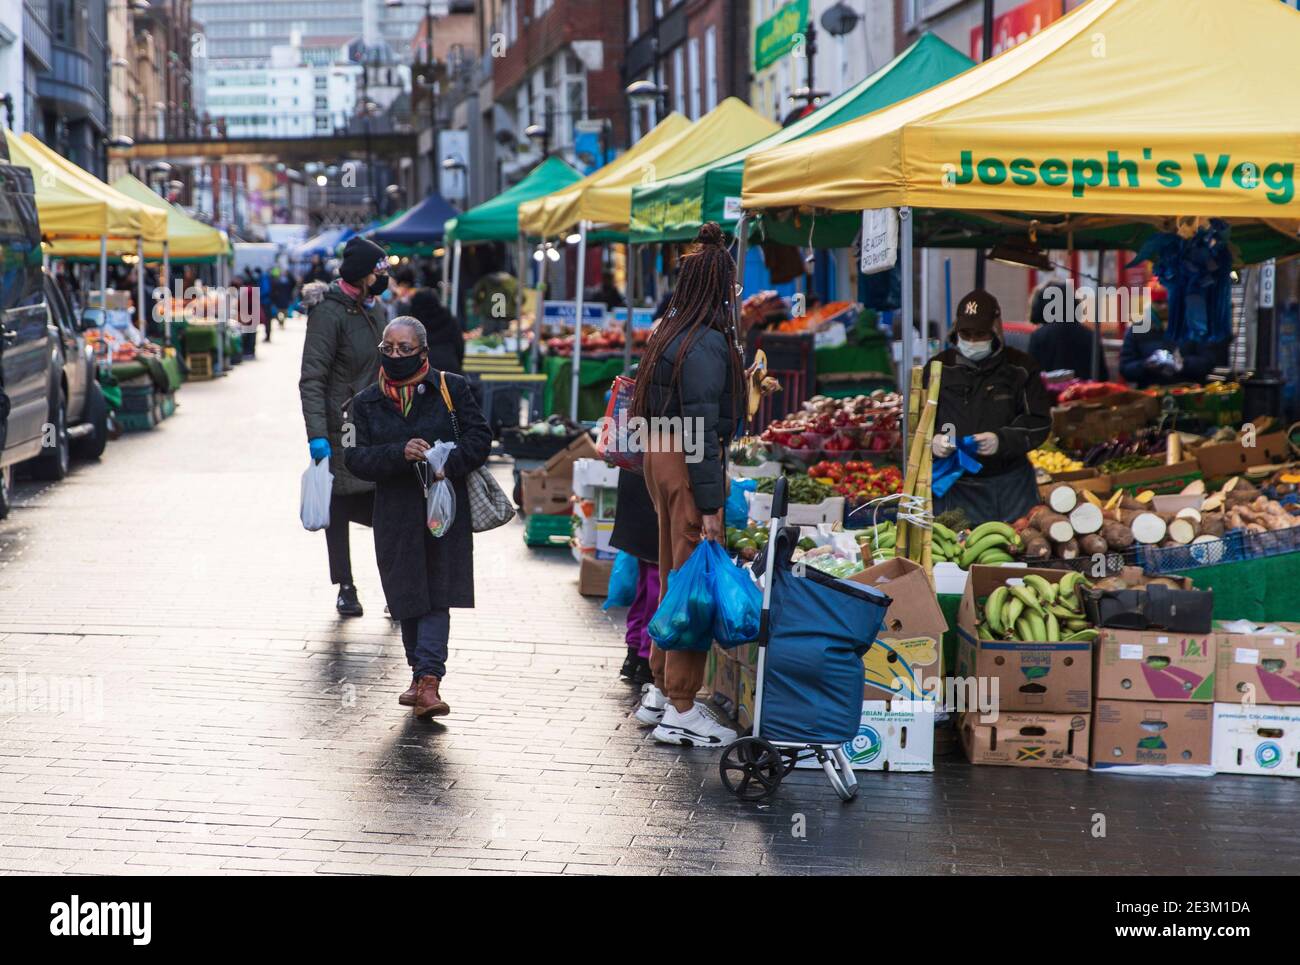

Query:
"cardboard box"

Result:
[[1036, 473, 1113, 504], [1194, 432, 1291, 480], [1211, 702, 1300, 777], [571, 457, 619, 494], [956, 631, 1092, 713], [1091, 699, 1213, 767], [745, 491, 845, 525], [796, 700, 937, 772], [712, 653, 741, 717], [520, 471, 572, 515], [577, 555, 613, 597], [851, 556, 949, 643], [736, 665, 757, 731], [1095, 629, 1216, 701], [543, 432, 599, 477], [863, 635, 943, 702], [1051, 391, 1160, 449], [959, 711, 1090, 769], [1109, 459, 1201, 494], [1215, 623, 1300, 704], [957, 565, 1093, 712]]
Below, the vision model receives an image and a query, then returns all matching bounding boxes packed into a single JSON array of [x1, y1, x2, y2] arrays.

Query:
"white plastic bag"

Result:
[[422, 440, 457, 538], [300, 458, 333, 531]]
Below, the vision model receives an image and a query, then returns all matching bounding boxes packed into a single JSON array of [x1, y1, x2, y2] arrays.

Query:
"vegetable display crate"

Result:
[[1111, 467, 1203, 496], [499, 427, 583, 461], [185, 353, 214, 381], [119, 381, 156, 415], [116, 409, 156, 433], [159, 392, 177, 420], [1033, 552, 1129, 577], [1134, 530, 1246, 574], [1240, 526, 1300, 561], [523, 512, 573, 547]]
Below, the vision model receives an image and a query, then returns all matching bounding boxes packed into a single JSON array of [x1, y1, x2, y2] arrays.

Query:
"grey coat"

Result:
[[299, 280, 387, 496]]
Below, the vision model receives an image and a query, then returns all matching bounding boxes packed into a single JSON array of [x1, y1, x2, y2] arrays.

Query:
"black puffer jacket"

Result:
[[644, 326, 740, 513], [922, 336, 1051, 477]]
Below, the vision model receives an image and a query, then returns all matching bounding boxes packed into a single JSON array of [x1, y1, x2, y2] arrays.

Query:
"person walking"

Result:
[[299, 236, 391, 617], [344, 316, 492, 717], [630, 222, 746, 748], [611, 458, 659, 688], [409, 287, 464, 376]]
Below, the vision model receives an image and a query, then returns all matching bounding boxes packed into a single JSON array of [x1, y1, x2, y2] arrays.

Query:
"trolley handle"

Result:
[[770, 475, 789, 520]]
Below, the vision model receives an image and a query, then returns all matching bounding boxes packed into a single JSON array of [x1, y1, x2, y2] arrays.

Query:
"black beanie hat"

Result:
[[339, 237, 387, 285]]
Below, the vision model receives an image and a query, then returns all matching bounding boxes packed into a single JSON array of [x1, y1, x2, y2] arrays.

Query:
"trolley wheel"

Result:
[[719, 737, 785, 802], [820, 751, 858, 803]]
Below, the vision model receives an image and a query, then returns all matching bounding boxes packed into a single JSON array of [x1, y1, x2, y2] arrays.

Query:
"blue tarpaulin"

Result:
[[367, 192, 459, 251]]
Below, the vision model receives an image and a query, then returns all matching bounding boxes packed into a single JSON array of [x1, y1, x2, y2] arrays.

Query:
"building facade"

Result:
[[190, 0, 436, 61]]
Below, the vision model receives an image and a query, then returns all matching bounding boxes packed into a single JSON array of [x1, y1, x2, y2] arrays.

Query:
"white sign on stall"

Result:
[[860, 208, 898, 275]]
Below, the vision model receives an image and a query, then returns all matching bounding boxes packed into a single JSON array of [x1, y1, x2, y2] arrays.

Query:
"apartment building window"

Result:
[[704, 26, 717, 111], [687, 37, 700, 119], [628, 0, 639, 40], [671, 45, 684, 116], [504, 0, 518, 44]]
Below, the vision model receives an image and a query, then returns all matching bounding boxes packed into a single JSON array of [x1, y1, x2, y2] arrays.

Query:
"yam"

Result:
[[1101, 521, 1135, 550], [1021, 531, 1051, 559], [1028, 505, 1065, 530], [1048, 485, 1078, 514], [1054, 537, 1080, 559], [1068, 502, 1104, 535], [1175, 507, 1202, 525], [1201, 492, 1225, 512], [1199, 515, 1226, 538], [1181, 479, 1205, 496], [1047, 519, 1076, 543], [1131, 512, 1167, 545], [1167, 518, 1197, 544], [1079, 533, 1108, 557]]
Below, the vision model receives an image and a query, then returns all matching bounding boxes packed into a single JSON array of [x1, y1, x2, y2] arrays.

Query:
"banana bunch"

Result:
[[931, 521, 961, 563], [956, 520, 1021, 569], [976, 571, 1098, 643], [856, 521, 896, 560]]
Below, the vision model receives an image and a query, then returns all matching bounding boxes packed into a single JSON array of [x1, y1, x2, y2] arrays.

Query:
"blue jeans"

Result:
[[400, 609, 450, 679]]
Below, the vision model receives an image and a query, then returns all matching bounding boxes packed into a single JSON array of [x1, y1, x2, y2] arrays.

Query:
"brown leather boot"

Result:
[[413, 675, 450, 718], [398, 678, 417, 707]]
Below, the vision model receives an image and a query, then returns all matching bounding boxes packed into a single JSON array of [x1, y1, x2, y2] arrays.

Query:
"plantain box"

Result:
[[959, 710, 1090, 769]]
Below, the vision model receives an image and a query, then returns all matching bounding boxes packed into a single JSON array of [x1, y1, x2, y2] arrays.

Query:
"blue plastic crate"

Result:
[[1240, 525, 1300, 561], [1136, 529, 1246, 574]]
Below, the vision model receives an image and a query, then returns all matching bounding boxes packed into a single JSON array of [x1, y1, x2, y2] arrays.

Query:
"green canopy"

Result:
[[446, 156, 583, 244], [629, 34, 975, 243]]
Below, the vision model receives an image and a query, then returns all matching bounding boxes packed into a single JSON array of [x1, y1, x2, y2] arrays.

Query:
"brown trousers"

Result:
[[643, 447, 723, 703]]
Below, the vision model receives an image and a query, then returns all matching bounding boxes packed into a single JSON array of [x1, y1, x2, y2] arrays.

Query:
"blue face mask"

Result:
[[957, 336, 993, 362]]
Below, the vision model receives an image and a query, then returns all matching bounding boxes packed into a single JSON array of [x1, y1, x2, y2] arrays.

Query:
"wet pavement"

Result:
[[1, 319, 1297, 875]]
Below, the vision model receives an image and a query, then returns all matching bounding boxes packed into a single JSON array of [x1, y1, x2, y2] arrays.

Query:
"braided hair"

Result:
[[630, 222, 744, 423]]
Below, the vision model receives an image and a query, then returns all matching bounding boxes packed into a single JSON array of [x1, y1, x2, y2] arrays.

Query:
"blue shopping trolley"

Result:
[[719, 477, 892, 802]]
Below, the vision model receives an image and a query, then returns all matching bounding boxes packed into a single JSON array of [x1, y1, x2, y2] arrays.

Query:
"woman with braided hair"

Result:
[[630, 222, 749, 748]]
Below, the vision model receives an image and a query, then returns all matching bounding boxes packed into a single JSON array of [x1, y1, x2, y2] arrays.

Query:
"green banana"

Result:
[[1064, 618, 1090, 632], [933, 522, 959, 544], [1009, 584, 1044, 616], [968, 520, 1020, 548], [1048, 603, 1078, 620], [876, 533, 897, 550], [1026, 611, 1048, 641], [1046, 610, 1060, 642], [985, 586, 1009, 636], [1015, 616, 1033, 642], [1003, 596, 1025, 635], [1024, 574, 1058, 605], [960, 532, 1011, 568], [977, 549, 1014, 565], [1063, 628, 1099, 642]]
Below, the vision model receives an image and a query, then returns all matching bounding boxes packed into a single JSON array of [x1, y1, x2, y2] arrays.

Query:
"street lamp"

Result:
[[524, 122, 549, 159], [625, 79, 669, 118]]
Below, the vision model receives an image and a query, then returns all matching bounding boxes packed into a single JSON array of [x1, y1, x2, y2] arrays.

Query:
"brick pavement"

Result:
[[1, 320, 1297, 876]]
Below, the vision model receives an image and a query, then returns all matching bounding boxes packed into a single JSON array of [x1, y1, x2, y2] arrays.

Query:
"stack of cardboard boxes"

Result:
[[570, 457, 620, 596], [517, 433, 608, 593], [1212, 622, 1300, 777], [956, 566, 1093, 770]]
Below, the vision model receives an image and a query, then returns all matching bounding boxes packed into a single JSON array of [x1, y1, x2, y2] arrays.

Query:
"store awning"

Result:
[[367, 192, 459, 253], [13, 132, 167, 242], [293, 226, 356, 260], [446, 156, 583, 244], [519, 99, 779, 238], [743, 0, 1300, 244], [3, 133, 111, 241], [47, 175, 231, 263], [630, 34, 974, 243]]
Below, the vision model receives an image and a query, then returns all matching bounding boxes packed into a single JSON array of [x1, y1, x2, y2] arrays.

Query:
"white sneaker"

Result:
[[634, 685, 667, 726], [652, 704, 738, 748]]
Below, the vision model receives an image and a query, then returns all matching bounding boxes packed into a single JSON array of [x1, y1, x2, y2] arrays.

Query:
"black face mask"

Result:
[[380, 351, 425, 381], [368, 274, 390, 297]]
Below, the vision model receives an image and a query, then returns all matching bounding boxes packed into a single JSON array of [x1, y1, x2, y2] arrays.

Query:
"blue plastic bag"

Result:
[[931, 434, 983, 498], [725, 477, 758, 528], [602, 550, 640, 610], [710, 542, 762, 647], [648, 541, 717, 651]]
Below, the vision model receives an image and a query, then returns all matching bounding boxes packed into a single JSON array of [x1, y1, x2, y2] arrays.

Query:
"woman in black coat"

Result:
[[344, 316, 491, 719], [409, 287, 465, 375]]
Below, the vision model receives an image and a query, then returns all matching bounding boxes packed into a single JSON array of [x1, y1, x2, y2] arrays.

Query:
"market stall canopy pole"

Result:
[[630, 33, 973, 244], [570, 222, 589, 421], [743, 0, 1300, 223]]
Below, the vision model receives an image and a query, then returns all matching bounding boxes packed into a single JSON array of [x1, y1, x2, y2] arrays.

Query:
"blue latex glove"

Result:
[[309, 437, 331, 462]]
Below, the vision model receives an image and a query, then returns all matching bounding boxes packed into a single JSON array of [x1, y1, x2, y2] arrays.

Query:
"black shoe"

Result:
[[619, 651, 639, 681], [631, 657, 654, 687], [336, 584, 363, 617]]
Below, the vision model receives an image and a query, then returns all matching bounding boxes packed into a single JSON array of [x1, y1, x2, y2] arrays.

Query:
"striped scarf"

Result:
[[378, 360, 430, 417]]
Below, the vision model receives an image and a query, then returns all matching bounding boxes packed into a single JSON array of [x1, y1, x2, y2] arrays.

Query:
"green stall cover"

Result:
[[446, 157, 583, 244], [629, 34, 974, 244]]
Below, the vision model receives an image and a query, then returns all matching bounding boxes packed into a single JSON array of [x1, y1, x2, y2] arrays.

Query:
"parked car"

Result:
[[0, 161, 108, 519]]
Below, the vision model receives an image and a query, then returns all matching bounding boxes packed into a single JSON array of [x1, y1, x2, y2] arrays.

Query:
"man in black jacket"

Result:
[[1027, 280, 1109, 380], [1119, 294, 1225, 388], [925, 290, 1051, 524]]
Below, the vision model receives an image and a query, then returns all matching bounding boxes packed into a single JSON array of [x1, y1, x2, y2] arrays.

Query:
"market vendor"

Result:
[[926, 289, 1051, 524], [1119, 287, 1226, 389]]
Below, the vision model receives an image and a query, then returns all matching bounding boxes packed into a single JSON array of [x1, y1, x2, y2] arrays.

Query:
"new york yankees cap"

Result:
[[953, 288, 1000, 336]]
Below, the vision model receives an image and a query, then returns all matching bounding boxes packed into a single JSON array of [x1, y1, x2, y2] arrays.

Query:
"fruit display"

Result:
[[544, 326, 651, 356], [740, 291, 789, 333], [1096, 453, 1162, 475], [808, 460, 903, 507], [729, 436, 772, 467], [725, 523, 770, 561], [760, 391, 902, 454], [975, 572, 1098, 643], [1028, 445, 1084, 476], [1055, 381, 1129, 404], [1081, 427, 1167, 468], [754, 473, 835, 504], [856, 520, 898, 561]]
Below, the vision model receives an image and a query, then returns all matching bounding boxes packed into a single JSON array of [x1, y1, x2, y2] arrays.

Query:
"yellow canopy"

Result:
[[4, 131, 113, 241], [520, 98, 779, 237], [743, 0, 1300, 221], [11, 131, 167, 241], [48, 175, 231, 262]]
